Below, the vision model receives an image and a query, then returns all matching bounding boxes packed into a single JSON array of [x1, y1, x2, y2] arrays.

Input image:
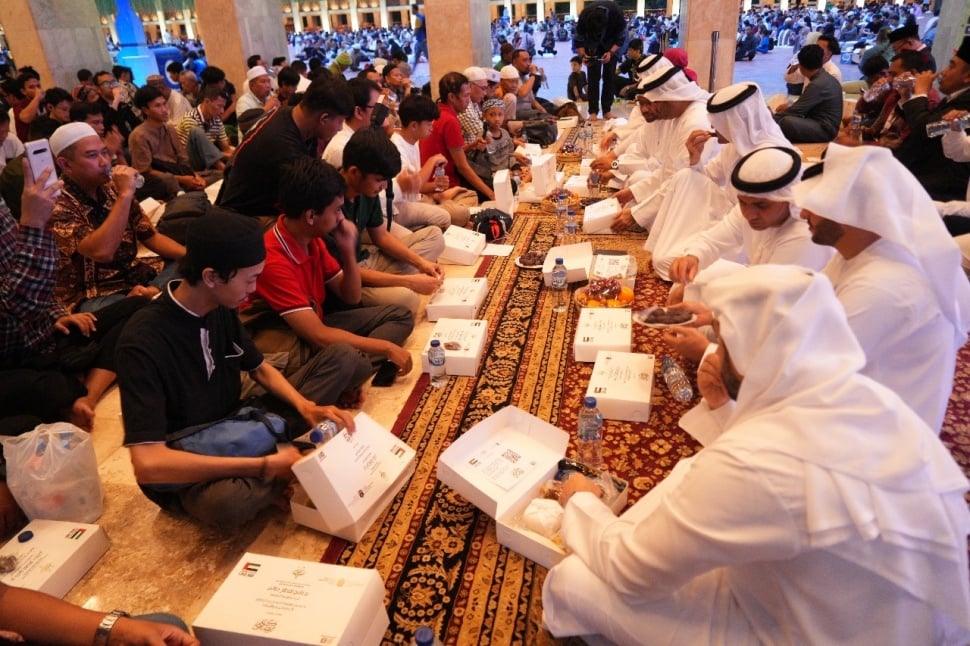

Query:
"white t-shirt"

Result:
[[390, 131, 421, 205], [0, 134, 25, 172]]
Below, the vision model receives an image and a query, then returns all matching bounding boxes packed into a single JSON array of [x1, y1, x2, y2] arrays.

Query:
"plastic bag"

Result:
[[1, 423, 103, 523]]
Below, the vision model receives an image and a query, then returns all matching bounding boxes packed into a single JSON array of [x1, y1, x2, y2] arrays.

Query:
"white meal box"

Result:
[[439, 225, 487, 265], [420, 318, 489, 376], [586, 351, 655, 422], [437, 406, 627, 569], [193, 552, 388, 645], [582, 197, 621, 234], [0, 520, 109, 598], [590, 252, 637, 290], [563, 174, 592, 198], [290, 412, 415, 543], [574, 308, 633, 362], [542, 241, 593, 287], [530, 153, 558, 197], [493, 169, 517, 214], [426, 277, 488, 321]]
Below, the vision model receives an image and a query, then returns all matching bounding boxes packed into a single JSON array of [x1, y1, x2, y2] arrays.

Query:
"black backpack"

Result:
[[472, 208, 513, 242]]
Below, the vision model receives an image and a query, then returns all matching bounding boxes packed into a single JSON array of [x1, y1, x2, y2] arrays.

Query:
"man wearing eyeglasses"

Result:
[[92, 70, 141, 144], [322, 78, 384, 168]]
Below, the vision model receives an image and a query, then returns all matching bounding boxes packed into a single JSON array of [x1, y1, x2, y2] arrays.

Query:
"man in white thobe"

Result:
[[542, 264, 970, 645], [794, 143, 970, 433]]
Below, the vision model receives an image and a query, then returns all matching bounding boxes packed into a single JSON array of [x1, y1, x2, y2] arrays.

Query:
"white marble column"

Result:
[[195, 0, 287, 90], [425, 0, 493, 97], [379, 0, 389, 29], [678, 0, 736, 92]]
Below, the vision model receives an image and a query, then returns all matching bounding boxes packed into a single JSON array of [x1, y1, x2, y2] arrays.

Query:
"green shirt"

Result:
[[340, 193, 384, 262]]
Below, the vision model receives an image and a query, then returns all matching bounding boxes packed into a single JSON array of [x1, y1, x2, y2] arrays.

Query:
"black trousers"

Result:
[[586, 56, 618, 117]]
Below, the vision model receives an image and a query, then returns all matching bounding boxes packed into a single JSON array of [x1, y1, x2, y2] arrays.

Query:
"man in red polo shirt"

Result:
[[242, 157, 414, 402], [420, 71, 495, 201]]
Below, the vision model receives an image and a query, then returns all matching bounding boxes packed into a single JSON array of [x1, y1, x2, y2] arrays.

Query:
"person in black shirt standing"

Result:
[[573, 0, 627, 120]]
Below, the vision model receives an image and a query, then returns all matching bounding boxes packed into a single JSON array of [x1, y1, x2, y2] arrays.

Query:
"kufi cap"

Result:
[[957, 36, 970, 65], [730, 147, 801, 202], [484, 68, 501, 84], [145, 74, 166, 85], [372, 57, 388, 69], [888, 23, 918, 43], [707, 82, 758, 114], [463, 66, 487, 83], [185, 208, 266, 273], [636, 66, 709, 103], [50, 122, 100, 157], [500, 65, 521, 80], [793, 143, 970, 347], [246, 65, 269, 82], [481, 98, 505, 113]]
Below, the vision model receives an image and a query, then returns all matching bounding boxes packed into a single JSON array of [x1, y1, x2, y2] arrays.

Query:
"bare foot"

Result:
[[337, 387, 366, 409], [603, 112, 615, 120], [69, 398, 95, 431]]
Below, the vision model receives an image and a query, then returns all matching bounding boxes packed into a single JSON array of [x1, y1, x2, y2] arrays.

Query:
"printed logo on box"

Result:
[[65, 528, 86, 540], [240, 562, 260, 577]]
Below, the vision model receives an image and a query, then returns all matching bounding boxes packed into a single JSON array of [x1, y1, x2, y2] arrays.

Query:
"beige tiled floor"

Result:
[[60, 258, 481, 623]]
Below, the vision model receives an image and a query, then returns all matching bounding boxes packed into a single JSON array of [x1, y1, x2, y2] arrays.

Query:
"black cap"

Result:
[[185, 208, 266, 273], [958, 36, 970, 65], [888, 23, 918, 43]]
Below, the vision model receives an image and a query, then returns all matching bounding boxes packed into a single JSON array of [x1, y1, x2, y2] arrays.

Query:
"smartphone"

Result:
[[371, 360, 398, 387], [24, 139, 59, 195]]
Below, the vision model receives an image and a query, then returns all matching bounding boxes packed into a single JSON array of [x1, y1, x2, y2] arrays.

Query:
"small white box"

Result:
[[420, 318, 488, 376], [574, 308, 632, 362], [439, 225, 487, 265], [0, 520, 109, 598], [426, 277, 488, 321], [582, 197, 620, 234], [494, 169, 517, 214], [586, 351, 655, 422], [557, 116, 578, 129], [563, 174, 591, 198], [579, 158, 593, 173], [542, 241, 593, 287], [193, 552, 388, 646], [437, 406, 627, 569], [290, 412, 415, 543], [590, 253, 637, 290], [530, 153, 557, 197]]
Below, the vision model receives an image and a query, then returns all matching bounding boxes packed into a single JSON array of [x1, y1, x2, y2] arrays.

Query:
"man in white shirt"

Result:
[[235, 66, 280, 124], [0, 112, 24, 173], [794, 143, 970, 432], [543, 264, 970, 645], [321, 77, 379, 169]]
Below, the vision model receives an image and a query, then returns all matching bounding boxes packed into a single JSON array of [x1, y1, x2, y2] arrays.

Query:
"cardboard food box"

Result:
[[582, 197, 621, 234], [563, 174, 592, 198], [290, 412, 415, 543], [420, 318, 489, 376], [530, 153, 557, 197], [426, 277, 488, 321], [493, 169, 517, 214], [586, 351, 655, 422], [590, 253, 637, 290], [574, 308, 632, 362], [439, 225, 487, 265], [193, 552, 388, 645], [542, 241, 593, 287], [437, 406, 627, 569], [0, 520, 109, 598]]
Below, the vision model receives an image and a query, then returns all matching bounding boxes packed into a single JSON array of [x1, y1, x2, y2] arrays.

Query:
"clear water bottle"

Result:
[[413, 626, 443, 646], [310, 419, 340, 445], [564, 206, 578, 245], [108, 166, 145, 189], [554, 196, 567, 242], [551, 257, 568, 313], [428, 339, 448, 388], [847, 113, 863, 141], [861, 78, 891, 104], [661, 355, 693, 403], [926, 114, 970, 138], [433, 164, 447, 192], [576, 396, 604, 470]]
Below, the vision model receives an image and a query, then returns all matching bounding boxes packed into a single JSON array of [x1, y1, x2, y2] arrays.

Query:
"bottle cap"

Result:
[[555, 257, 564, 264], [414, 626, 435, 646], [430, 339, 441, 347], [583, 396, 597, 408], [309, 428, 323, 444]]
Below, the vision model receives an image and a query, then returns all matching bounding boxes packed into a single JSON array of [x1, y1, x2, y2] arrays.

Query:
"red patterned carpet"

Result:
[[322, 209, 970, 645]]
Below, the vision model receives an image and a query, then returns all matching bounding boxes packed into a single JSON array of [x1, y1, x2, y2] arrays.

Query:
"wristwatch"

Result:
[[610, 160, 619, 170], [93, 609, 129, 646]]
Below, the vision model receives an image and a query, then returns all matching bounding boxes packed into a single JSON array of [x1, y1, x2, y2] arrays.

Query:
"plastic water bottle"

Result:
[[586, 166, 601, 197], [576, 396, 604, 469], [433, 164, 446, 192], [661, 355, 693, 403], [108, 167, 145, 189], [310, 420, 340, 445], [428, 339, 448, 388], [847, 113, 863, 141], [413, 626, 443, 646], [926, 114, 970, 138], [551, 257, 568, 313], [554, 197, 567, 242], [564, 205, 578, 245]]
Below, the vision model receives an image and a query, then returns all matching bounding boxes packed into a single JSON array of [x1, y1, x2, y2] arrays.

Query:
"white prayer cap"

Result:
[[246, 65, 269, 82], [707, 82, 791, 155], [636, 66, 709, 103], [793, 143, 970, 347], [49, 122, 100, 157], [730, 146, 802, 203], [463, 66, 488, 83], [484, 68, 501, 84], [500, 65, 520, 80]]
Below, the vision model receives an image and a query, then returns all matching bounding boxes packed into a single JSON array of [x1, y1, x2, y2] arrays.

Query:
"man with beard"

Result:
[[542, 264, 970, 645]]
